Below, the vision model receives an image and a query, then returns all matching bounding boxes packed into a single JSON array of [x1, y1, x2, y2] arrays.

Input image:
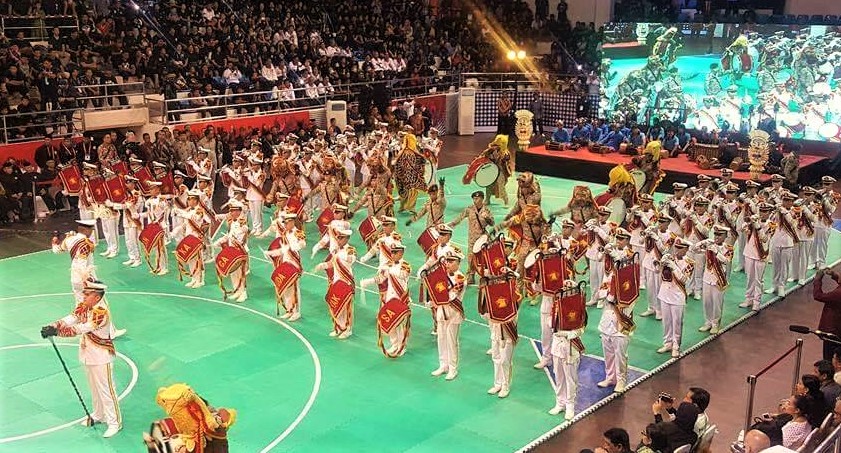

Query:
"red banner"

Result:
[[110, 160, 129, 176], [610, 261, 640, 306], [88, 176, 108, 204], [58, 165, 83, 195], [271, 261, 301, 295], [286, 196, 304, 216], [481, 275, 520, 323], [538, 253, 567, 294], [316, 208, 333, 235], [104, 175, 128, 204], [553, 286, 587, 331], [377, 298, 411, 334], [478, 237, 508, 277], [358, 216, 379, 248], [134, 167, 154, 196], [421, 261, 452, 305], [139, 223, 165, 253], [416, 226, 438, 257], [158, 173, 175, 195], [175, 234, 203, 264], [215, 245, 248, 277]]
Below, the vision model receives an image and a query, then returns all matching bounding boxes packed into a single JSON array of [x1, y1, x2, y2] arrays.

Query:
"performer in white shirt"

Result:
[[428, 251, 467, 381], [657, 238, 694, 357], [40, 280, 122, 438], [739, 203, 774, 311], [244, 156, 266, 235], [264, 212, 307, 320], [315, 228, 357, 339], [766, 192, 798, 296], [213, 201, 250, 302], [692, 226, 733, 335], [640, 214, 676, 319], [114, 176, 144, 267], [584, 206, 615, 307]]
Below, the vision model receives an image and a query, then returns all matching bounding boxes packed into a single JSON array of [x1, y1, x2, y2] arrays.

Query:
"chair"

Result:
[[674, 444, 692, 453], [694, 424, 718, 452], [820, 412, 834, 431], [796, 428, 819, 452]]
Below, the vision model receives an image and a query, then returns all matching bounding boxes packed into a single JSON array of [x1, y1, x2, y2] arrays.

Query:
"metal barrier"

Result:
[[814, 422, 841, 453], [1, 15, 78, 41], [743, 338, 804, 434]]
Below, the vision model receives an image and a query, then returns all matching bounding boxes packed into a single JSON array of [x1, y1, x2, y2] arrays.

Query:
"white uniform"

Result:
[[141, 195, 170, 272], [683, 211, 713, 298], [433, 270, 466, 377], [642, 228, 674, 318], [626, 207, 656, 283], [735, 197, 759, 272], [265, 226, 306, 318], [658, 255, 694, 354], [314, 219, 352, 255], [551, 325, 584, 417], [245, 168, 266, 234], [169, 187, 189, 243], [77, 179, 99, 244], [53, 232, 96, 302], [213, 217, 250, 300], [742, 218, 772, 310], [360, 232, 403, 268], [585, 221, 613, 306], [172, 206, 207, 285], [769, 208, 798, 293], [812, 192, 838, 269], [792, 206, 817, 283], [326, 244, 356, 336], [96, 201, 120, 256], [372, 258, 411, 352], [597, 294, 634, 391], [53, 300, 121, 431], [113, 190, 144, 265], [694, 240, 732, 331]]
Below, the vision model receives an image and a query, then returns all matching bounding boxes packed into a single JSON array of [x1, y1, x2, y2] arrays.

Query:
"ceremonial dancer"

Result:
[[40, 279, 122, 438], [739, 203, 774, 311], [263, 212, 306, 320], [812, 176, 838, 270], [139, 181, 169, 275], [315, 228, 357, 339], [448, 190, 495, 284], [497, 203, 550, 301], [505, 172, 542, 221], [584, 207, 616, 307], [692, 226, 733, 335], [213, 201, 250, 302], [657, 238, 694, 357], [362, 242, 412, 357], [483, 135, 513, 205], [245, 156, 266, 235], [393, 127, 427, 213], [640, 214, 675, 319], [766, 192, 798, 296], [115, 176, 144, 267], [172, 190, 208, 288], [549, 280, 587, 420], [428, 251, 466, 381]]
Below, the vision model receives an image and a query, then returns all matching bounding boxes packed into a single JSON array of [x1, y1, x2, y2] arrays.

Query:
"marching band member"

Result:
[[484, 271, 520, 399], [408, 179, 447, 228], [359, 216, 402, 268], [683, 197, 713, 300], [172, 190, 208, 288], [263, 212, 306, 320], [213, 201, 250, 302], [813, 176, 839, 270], [243, 156, 266, 234], [40, 280, 122, 438], [115, 176, 144, 267], [169, 171, 189, 243], [766, 192, 798, 296], [734, 180, 761, 272], [596, 239, 638, 393], [626, 193, 657, 287], [763, 174, 787, 204], [657, 238, 694, 358], [792, 194, 817, 285], [549, 279, 586, 419], [220, 156, 246, 199], [52, 219, 98, 302], [640, 214, 675, 319], [315, 228, 357, 339], [584, 206, 615, 307], [361, 242, 412, 357], [429, 251, 467, 381], [661, 183, 689, 236], [739, 203, 774, 311], [311, 203, 351, 257], [76, 163, 100, 244], [140, 181, 169, 275], [448, 190, 495, 284], [188, 147, 214, 184], [422, 127, 442, 180], [692, 226, 733, 335], [599, 228, 634, 303]]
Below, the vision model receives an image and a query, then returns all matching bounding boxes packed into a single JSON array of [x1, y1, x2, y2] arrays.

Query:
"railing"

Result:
[[459, 71, 587, 90], [814, 422, 841, 453], [1, 15, 78, 41], [151, 74, 455, 125], [743, 338, 804, 434]]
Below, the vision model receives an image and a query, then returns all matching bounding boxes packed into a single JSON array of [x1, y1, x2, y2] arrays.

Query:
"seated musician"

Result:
[[662, 129, 680, 158], [549, 120, 570, 148], [621, 126, 646, 155], [598, 123, 626, 152], [569, 118, 591, 148], [717, 137, 739, 169]]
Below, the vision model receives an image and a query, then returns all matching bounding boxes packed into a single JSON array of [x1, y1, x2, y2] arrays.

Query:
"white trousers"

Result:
[[387, 325, 406, 350], [691, 251, 705, 295], [170, 216, 185, 243], [661, 302, 684, 349], [85, 362, 121, 429], [632, 244, 646, 284], [490, 324, 514, 390], [539, 295, 553, 362], [813, 227, 829, 268], [248, 200, 263, 232], [736, 233, 747, 270], [436, 315, 461, 372], [229, 268, 247, 297], [702, 282, 723, 328], [333, 302, 353, 334], [280, 284, 301, 315], [100, 216, 119, 254], [552, 353, 580, 408], [744, 257, 766, 306], [588, 258, 604, 304], [791, 240, 812, 281], [600, 334, 629, 386], [124, 226, 139, 261], [770, 246, 792, 289], [186, 254, 204, 283], [644, 267, 661, 316]]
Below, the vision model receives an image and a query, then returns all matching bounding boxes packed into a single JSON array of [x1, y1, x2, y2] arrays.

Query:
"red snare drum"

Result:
[[174, 234, 203, 263], [215, 245, 248, 277], [416, 226, 439, 256]]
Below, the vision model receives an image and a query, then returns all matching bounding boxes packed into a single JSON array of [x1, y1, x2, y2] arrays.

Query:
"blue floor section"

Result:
[[533, 340, 645, 413]]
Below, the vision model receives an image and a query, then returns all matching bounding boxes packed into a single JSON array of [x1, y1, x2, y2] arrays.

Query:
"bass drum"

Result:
[[474, 162, 500, 188], [605, 197, 627, 225], [145, 419, 185, 453]]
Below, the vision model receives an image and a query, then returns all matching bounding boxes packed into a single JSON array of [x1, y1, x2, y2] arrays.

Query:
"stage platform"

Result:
[[517, 145, 829, 190]]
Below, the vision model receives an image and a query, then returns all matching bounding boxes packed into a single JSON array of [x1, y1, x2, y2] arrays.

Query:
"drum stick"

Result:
[[48, 337, 96, 429]]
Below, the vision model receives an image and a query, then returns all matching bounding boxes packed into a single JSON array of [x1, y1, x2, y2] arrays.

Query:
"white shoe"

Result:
[[585, 299, 597, 307], [102, 425, 121, 438], [99, 250, 110, 257], [287, 312, 301, 322], [640, 284, 646, 290], [671, 349, 680, 358], [186, 280, 196, 288], [733, 266, 744, 273], [157, 269, 169, 276], [430, 329, 437, 336], [431, 367, 448, 377], [613, 382, 626, 393], [640, 309, 655, 317], [533, 359, 550, 369], [548, 405, 564, 416], [776, 286, 785, 296], [808, 264, 816, 270], [280, 312, 291, 319], [564, 405, 575, 420], [657, 344, 672, 354], [797, 279, 807, 285], [235, 292, 247, 303], [445, 370, 458, 381], [112, 328, 126, 338], [338, 330, 352, 339], [130, 260, 142, 267], [488, 385, 501, 395], [193, 280, 205, 289], [693, 292, 701, 301], [709, 326, 720, 334], [329, 330, 338, 337], [497, 387, 509, 398], [106, 251, 118, 258], [698, 324, 711, 332], [786, 278, 795, 283], [738, 301, 751, 308], [596, 379, 613, 388], [486, 348, 492, 355], [655, 313, 662, 320], [122, 259, 133, 265], [752, 303, 760, 312], [763, 287, 775, 294]]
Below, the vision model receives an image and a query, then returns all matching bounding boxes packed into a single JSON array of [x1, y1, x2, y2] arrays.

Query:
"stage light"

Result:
[[506, 50, 516, 60], [517, 50, 526, 60], [129, 1, 140, 10], [576, 64, 583, 70]]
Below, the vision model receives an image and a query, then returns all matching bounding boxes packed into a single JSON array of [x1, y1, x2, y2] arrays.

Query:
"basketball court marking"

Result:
[[0, 291, 322, 452], [0, 342, 139, 443]]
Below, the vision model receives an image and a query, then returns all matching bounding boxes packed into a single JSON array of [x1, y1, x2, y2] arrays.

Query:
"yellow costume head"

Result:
[[491, 134, 509, 150], [156, 383, 237, 452], [608, 164, 634, 189], [402, 133, 418, 152], [644, 140, 662, 160]]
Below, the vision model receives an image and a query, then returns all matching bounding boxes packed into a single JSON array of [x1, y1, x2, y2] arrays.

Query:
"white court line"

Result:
[[0, 342, 138, 443], [0, 291, 320, 451]]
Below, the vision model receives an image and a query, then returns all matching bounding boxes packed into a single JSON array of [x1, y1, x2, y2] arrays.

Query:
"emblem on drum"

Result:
[[622, 281, 630, 291], [495, 297, 508, 308], [566, 310, 579, 322], [549, 272, 559, 281], [435, 282, 446, 293]]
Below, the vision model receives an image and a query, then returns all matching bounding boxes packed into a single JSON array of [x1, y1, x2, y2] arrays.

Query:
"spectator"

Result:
[[34, 135, 59, 170], [531, 93, 544, 136], [595, 427, 633, 453], [814, 269, 841, 360], [743, 430, 771, 453], [636, 423, 667, 453], [814, 360, 841, 403], [652, 401, 700, 453], [780, 395, 814, 449], [795, 374, 830, 423]]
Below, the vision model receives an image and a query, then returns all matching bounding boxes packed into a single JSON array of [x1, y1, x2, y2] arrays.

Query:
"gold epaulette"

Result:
[[347, 246, 356, 255], [295, 230, 306, 240], [400, 261, 411, 273], [392, 232, 402, 241]]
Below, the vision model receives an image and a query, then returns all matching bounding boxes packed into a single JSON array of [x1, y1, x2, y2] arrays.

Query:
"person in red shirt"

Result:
[[814, 268, 841, 360]]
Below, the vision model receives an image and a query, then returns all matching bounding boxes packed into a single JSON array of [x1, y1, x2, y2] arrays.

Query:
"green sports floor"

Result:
[[1, 165, 839, 452]]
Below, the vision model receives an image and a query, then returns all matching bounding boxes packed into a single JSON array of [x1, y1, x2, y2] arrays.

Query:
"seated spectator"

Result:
[[743, 430, 772, 453], [795, 374, 830, 423], [636, 423, 667, 453], [652, 401, 700, 453], [814, 360, 841, 403], [0, 161, 30, 220], [780, 395, 814, 450], [551, 120, 570, 144], [595, 427, 633, 453]]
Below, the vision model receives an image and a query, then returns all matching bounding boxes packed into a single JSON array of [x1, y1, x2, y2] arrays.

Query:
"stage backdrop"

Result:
[[473, 90, 599, 133], [599, 23, 841, 143]]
